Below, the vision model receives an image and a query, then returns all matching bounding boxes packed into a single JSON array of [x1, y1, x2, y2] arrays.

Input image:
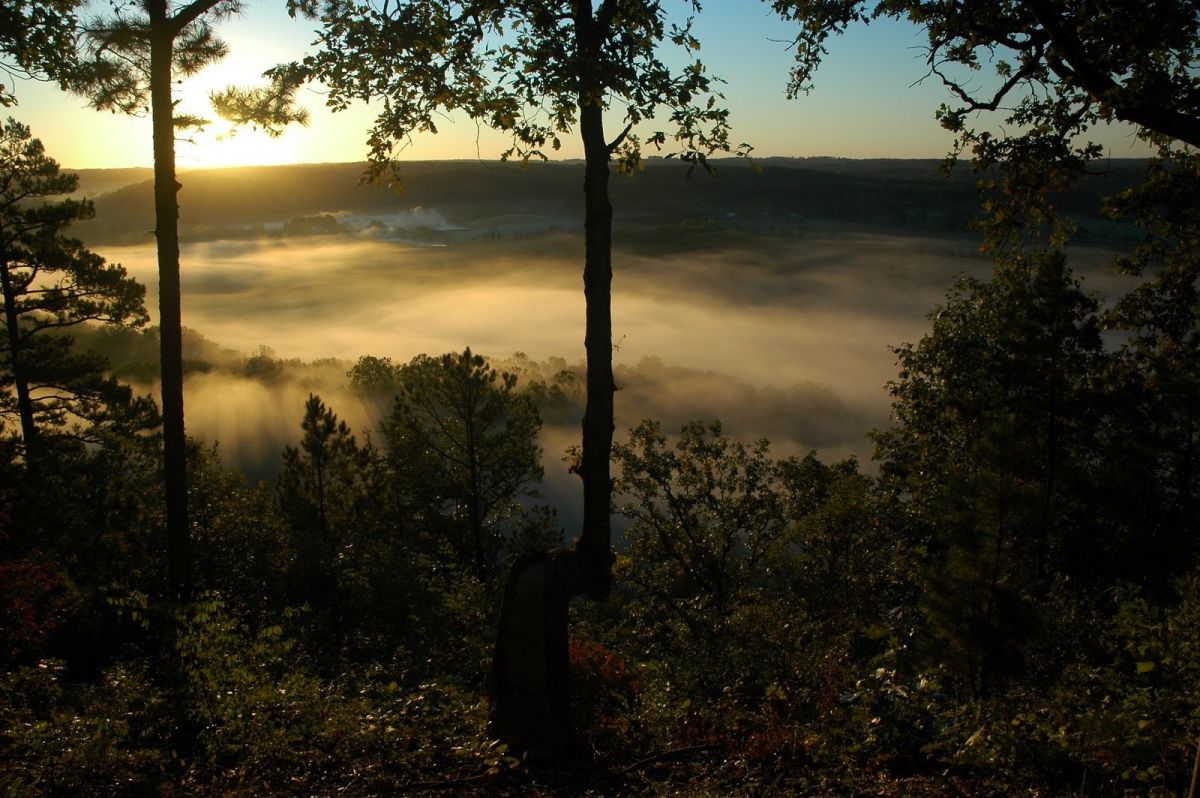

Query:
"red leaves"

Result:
[[0, 552, 68, 663]]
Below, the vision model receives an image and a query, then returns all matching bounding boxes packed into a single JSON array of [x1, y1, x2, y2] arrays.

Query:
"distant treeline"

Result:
[[71, 158, 1150, 245]]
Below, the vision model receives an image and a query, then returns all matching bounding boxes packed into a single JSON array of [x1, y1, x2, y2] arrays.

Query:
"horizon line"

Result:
[[68, 152, 1155, 173]]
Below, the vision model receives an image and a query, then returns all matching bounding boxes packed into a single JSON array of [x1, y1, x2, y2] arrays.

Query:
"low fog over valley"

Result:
[[74, 158, 1139, 493]]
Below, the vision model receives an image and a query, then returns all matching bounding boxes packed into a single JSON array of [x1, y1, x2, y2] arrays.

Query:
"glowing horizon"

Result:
[[11, 2, 1156, 171]]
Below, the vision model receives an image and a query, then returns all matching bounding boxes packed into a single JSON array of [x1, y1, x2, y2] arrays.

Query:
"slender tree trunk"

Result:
[[149, 6, 191, 604], [576, 98, 617, 597], [0, 255, 38, 463], [489, 6, 616, 754]]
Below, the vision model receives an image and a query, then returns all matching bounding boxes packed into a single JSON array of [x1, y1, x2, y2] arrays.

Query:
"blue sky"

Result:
[[8, 0, 1153, 169]]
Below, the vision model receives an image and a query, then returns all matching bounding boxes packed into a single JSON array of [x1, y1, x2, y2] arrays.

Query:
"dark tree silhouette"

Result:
[[233, 0, 746, 753], [772, 0, 1200, 150], [0, 0, 80, 106], [277, 393, 377, 644], [771, 0, 1200, 252], [0, 119, 149, 464], [383, 349, 543, 582], [278, 394, 368, 569], [67, 0, 272, 602], [873, 249, 1106, 693], [773, 0, 1200, 587]]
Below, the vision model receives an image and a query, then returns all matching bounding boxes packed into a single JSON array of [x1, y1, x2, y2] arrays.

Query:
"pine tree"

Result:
[[384, 349, 543, 581], [69, 0, 305, 602], [0, 118, 151, 466]]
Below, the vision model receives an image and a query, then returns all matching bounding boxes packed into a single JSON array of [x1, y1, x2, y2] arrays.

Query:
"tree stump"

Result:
[[489, 549, 576, 758]]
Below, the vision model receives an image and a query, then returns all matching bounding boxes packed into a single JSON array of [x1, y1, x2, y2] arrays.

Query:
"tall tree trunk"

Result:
[[489, 8, 616, 754], [0, 255, 38, 464], [149, 5, 191, 604], [576, 98, 617, 598]]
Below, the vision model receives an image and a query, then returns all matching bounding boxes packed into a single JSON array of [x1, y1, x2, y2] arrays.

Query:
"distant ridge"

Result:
[[70, 167, 154, 199], [72, 157, 1150, 246]]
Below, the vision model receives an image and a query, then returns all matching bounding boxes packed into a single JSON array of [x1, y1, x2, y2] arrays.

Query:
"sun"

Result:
[[171, 54, 308, 169], [176, 122, 306, 169]]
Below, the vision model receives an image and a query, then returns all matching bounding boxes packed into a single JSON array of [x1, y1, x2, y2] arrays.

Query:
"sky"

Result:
[[9, 1, 1154, 170]]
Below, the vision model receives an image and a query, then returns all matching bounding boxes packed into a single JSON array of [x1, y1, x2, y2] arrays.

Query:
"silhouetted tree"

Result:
[[236, 0, 746, 752], [772, 0, 1200, 154], [771, 0, 1200, 255], [346, 353, 403, 418], [0, 119, 150, 465], [188, 444, 291, 627], [277, 394, 377, 649], [614, 420, 908, 709], [1097, 150, 1200, 585], [279, 394, 370, 585], [384, 349, 543, 581], [347, 355, 402, 397], [278, 393, 447, 662], [0, 0, 81, 106], [616, 420, 791, 643], [873, 249, 1106, 693], [68, 0, 304, 602], [614, 420, 798, 696], [775, 0, 1200, 590]]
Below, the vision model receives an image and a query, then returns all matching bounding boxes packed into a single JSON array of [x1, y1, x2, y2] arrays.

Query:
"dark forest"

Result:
[[2, 0, 1199, 795]]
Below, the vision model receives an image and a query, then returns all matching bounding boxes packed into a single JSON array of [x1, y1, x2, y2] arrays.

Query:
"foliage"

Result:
[[347, 353, 404, 422], [568, 638, 642, 756], [383, 349, 543, 580], [873, 247, 1112, 692], [189, 443, 292, 626], [278, 394, 374, 569], [0, 340, 1196, 795], [3, 1, 1200, 792], [614, 420, 793, 677], [238, 0, 747, 178], [0, 551, 68, 665], [1100, 572, 1200, 793], [772, 0, 1199, 195], [0, 119, 153, 457], [347, 354, 403, 398], [0, 596, 503, 796], [1099, 147, 1200, 578], [277, 394, 393, 656], [273, 389, 506, 671], [70, 0, 240, 118], [613, 419, 907, 709], [0, 0, 80, 106]]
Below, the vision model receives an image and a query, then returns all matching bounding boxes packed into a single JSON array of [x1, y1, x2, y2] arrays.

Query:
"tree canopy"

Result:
[[2, 0, 1200, 792], [241, 0, 746, 177], [774, 0, 1200, 152], [0, 0, 80, 106], [382, 349, 543, 581], [0, 119, 151, 458]]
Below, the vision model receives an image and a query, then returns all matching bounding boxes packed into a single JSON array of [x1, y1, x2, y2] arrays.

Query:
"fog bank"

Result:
[[96, 222, 1127, 480]]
